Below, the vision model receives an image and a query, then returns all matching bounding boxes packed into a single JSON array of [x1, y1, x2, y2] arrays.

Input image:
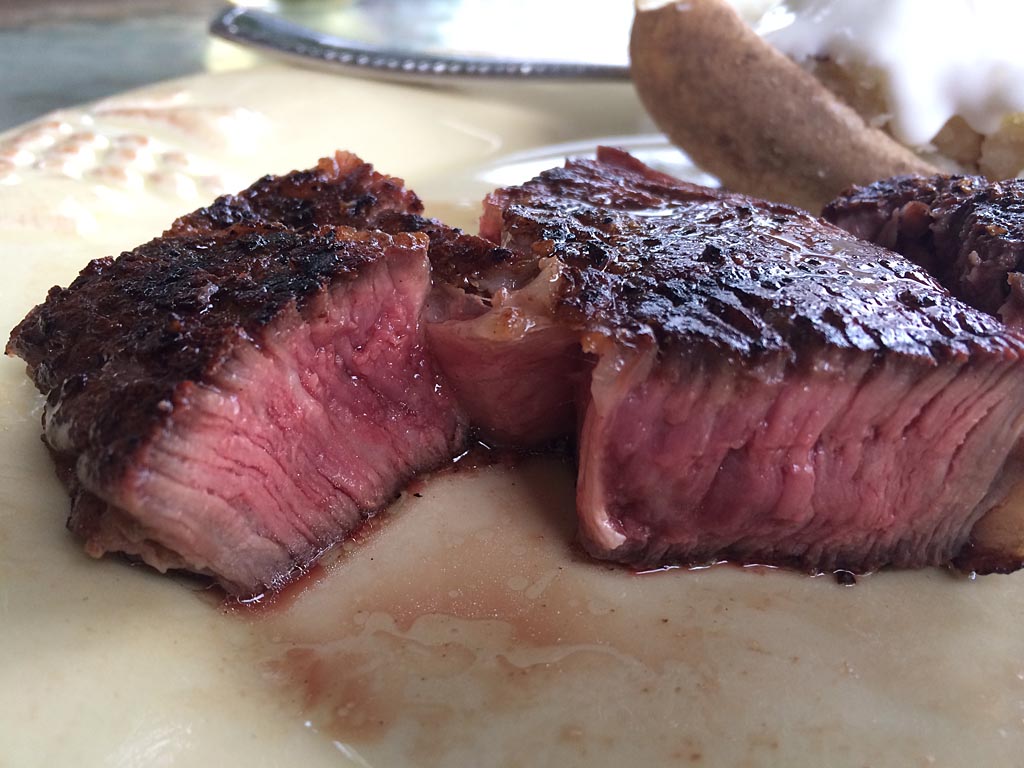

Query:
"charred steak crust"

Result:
[[169, 151, 426, 236], [823, 174, 1024, 324], [169, 148, 515, 273], [168, 149, 536, 444], [491, 149, 1019, 364], [8, 150, 502, 595], [170, 149, 519, 300]]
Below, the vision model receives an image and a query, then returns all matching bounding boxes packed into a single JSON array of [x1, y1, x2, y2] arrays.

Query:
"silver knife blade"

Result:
[[209, 5, 631, 83]]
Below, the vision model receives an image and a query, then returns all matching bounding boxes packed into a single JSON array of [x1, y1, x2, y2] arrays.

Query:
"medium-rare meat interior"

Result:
[[10, 148, 1024, 595], [453, 147, 1024, 574], [823, 175, 1024, 326], [7, 224, 465, 596]]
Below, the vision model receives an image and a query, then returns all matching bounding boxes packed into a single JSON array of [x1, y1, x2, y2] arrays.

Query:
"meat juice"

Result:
[[222, 458, 1022, 768]]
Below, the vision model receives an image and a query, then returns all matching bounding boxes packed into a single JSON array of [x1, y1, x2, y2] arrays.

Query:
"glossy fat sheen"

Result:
[[824, 174, 1024, 326], [484, 147, 1024, 573], [5, 65, 1024, 768]]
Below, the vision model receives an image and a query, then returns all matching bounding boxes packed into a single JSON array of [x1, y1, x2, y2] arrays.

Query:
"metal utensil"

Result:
[[209, 4, 631, 83]]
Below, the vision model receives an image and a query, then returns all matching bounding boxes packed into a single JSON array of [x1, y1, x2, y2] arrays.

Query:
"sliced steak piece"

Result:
[[473, 147, 1024, 574], [7, 226, 465, 595], [173, 148, 568, 445], [823, 174, 1024, 326]]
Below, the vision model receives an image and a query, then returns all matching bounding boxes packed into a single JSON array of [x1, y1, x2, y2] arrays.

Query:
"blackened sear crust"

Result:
[[7, 225, 418, 488], [824, 174, 1024, 324], [933, 181, 1024, 323], [169, 151, 425, 236], [494, 148, 1019, 365], [820, 174, 985, 250], [418, 221, 527, 298], [168, 149, 518, 299]]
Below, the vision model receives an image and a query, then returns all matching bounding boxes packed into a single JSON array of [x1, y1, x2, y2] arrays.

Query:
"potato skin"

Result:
[[630, 0, 936, 211]]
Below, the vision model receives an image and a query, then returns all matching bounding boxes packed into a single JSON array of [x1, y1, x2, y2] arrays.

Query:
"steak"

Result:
[[173, 149, 573, 446], [12, 147, 1024, 591], [823, 175, 1024, 326], [7, 224, 464, 596], [465, 147, 1024, 573], [7, 149, 551, 594]]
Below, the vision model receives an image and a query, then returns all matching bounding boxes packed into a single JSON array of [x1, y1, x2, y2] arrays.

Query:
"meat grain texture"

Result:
[[8, 155, 467, 595], [10, 149, 1024, 594], [457, 148, 1024, 574]]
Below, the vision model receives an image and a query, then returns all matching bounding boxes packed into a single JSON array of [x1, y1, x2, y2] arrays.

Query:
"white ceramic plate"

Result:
[[1, 65, 1023, 768]]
